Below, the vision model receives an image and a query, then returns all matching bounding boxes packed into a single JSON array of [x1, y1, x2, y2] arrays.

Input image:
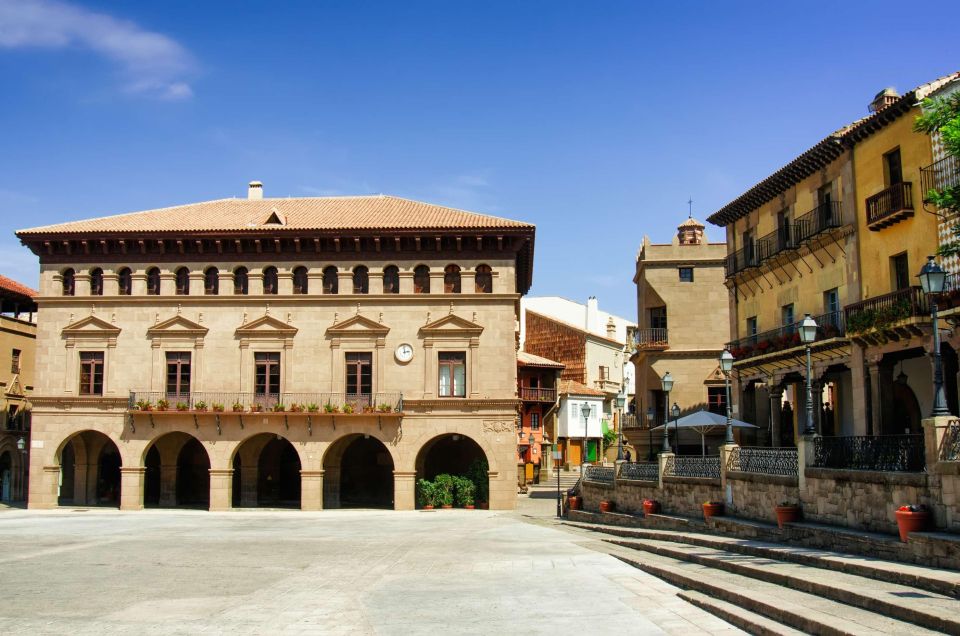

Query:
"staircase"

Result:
[[564, 521, 960, 635], [537, 470, 582, 492]]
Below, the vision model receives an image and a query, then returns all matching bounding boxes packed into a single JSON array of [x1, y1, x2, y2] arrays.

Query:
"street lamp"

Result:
[[671, 402, 681, 454], [580, 402, 592, 474], [918, 255, 950, 416], [720, 350, 735, 444], [645, 406, 655, 460], [799, 314, 818, 436], [660, 372, 674, 452], [16, 436, 26, 503], [615, 391, 627, 461]]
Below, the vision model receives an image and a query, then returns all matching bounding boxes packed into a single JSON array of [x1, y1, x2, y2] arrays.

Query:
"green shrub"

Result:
[[454, 476, 475, 507], [467, 458, 489, 503], [416, 479, 437, 507], [433, 474, 455, 506]]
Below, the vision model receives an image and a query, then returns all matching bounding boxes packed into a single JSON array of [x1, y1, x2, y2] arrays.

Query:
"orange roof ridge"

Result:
[[0, 274, 38, 298]]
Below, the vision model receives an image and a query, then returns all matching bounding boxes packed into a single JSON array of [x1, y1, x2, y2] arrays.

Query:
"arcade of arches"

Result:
[[44, 427, 495, 511]]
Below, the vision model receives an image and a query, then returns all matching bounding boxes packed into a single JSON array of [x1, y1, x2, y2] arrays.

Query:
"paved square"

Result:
[[0, 505, 742, 635]]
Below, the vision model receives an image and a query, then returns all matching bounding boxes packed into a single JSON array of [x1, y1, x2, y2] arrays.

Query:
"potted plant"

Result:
[[176, 401, 189, 412], [774, 501, 801, 528], [289, 403, 304, 413], [702, 501, 724, 520], [434, 474, 455, 508], [194, 401, 208, 412], [306, 403, 320, 413], [417, 479, 437, 510], [156, 399, 169, 411], [468, 458, 489, 509], [362, 405, 375, 414], [249, 403, 264, 413], [272, 403, 286, 412], [135, 399, 153, 411], [454, 476, 476, 509], [599, 499, 616, 513], [567, 488, 580, 511], [895, 504, 931, 542], [378, 403, 393, 413], [212, 402, 225, 413], [643, 499, 660, 516], [342, 403, 354, 414], [232, 401, 244, 413]]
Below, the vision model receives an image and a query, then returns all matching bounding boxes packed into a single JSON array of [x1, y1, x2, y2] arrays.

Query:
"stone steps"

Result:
[[565, 520, 960, 598], [603, 543, 947, 635], [678, 590, 808, 636]]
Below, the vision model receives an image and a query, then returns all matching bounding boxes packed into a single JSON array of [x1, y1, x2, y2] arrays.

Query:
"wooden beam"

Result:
[[294, 238, 301, 253], [334, 237, 341, 252], [234, 239, 243, 255], [176, 240, 184, 255], [157, 240, 165, 255], [254, 239, 262, 254], [273, 238, 281, 253], [138, 240, 146, 255], [313, 238, 321, 253], [394, 237, 401, 252], [99, 240, 108, 255], [215, 240, 223, 255], [415, 237, 421, 252], [354, 237, 361, 252], [374, 237, 381, 252], [456, 236, 462, 252], [195, 240, 204, 254], [119, 240, 127, 255], [81, 240, 90, 255]]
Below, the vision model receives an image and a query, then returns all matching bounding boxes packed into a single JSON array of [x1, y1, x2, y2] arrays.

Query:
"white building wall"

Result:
[[557, 396, 604, 439]]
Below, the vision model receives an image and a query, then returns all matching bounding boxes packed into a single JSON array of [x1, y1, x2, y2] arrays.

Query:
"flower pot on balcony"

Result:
[[895, 507, 930, 542], [774, 505, 801, 529], [643, 499, 660, 516], [599, 500, 615, 513], [702, 502, 724, 520]]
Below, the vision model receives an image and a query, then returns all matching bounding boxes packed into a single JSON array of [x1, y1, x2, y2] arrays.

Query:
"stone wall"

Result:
[[727, 471, 800, 524], [659, 476, 723, 517], [603, 479, 658, 515]]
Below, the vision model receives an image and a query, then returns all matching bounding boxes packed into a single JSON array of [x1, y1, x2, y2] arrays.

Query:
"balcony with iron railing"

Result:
[[725, 201, 844, 277], [727, 310, 846, 362], [518, 386, 557, 402], [634, 327, 668, 351], [844, 286, 928, 337], [128, 391, 404, 415], [866, 181, 914, 230], [920, 155, 960, 206]]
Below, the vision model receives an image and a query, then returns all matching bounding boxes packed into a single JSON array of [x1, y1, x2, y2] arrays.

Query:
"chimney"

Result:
[[586, 296, 599, 334], [248, 181, 263, 200], [606, 316, 617, 339], [869, 87, 900, 113]]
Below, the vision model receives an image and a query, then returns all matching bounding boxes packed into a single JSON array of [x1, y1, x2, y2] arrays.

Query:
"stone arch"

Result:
[[231, 433, 302, 508], [323, 433, 395, 509], [0, 445, 19, 502], [142, 432, 210, 509], [55, 430, 122, 507], [414, 433, 490, 507]]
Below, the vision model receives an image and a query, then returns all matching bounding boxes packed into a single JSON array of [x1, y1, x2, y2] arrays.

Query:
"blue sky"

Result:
[[1, 0, 958, 318]]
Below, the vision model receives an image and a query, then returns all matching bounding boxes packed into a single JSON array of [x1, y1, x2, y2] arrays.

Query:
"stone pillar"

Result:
[[719, 443, 737, 504], [770, 386, 784, 447], [159, 272, 176, 296], [337, 271, 353, 295], [657, 451, 672, 489], [189, 272, 204, 295], [30, 465, 60, 509], [75, 272, 91, 296], [159, 464, 177, 507], [278, 271, 294, 295], [102, 272, 118, 296], [131, 272, 147, 296], [461, 270, 476, 294], [250, 272, 265, 296], [394, 471, 416, 510], [867, 360, 882, 437], [300, 470, 324, 511], [240, 466, 258, 507], [430, 271, 444, 294], [307, 271, 324, 296], [119, 467, 145, 511], [208, 468, 234, 511], [218, 270, 234, 294], [371, 269, 385, 295], [796, 434, 817, 493]]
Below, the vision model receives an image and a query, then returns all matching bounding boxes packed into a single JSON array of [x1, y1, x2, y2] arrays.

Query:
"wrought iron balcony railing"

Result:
[[727, 446, 798, 477], [727, 310, 845, 362], [813, 435, 925, 472], [635, 327, 668, 350], [664, 455, 721, 479], [584, 465, 615, 484], [921, 155, 960, 205], [866, 181, 914, 229], [940, 420, 960, 461], [844, 287, 928, 335], [518, 386, 557, 402], [128, 391, 403, 414], [618, 461, 659, 481]]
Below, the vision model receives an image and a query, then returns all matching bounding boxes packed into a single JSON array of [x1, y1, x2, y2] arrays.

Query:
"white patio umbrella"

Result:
[[650, 409, 758, 455]]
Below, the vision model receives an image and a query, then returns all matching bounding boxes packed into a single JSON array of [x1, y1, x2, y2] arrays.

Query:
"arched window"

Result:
[[175, 267, 190, 295], [234, 267, 249, 295], [262, 266, 278, 295], [146, 267, 161, 296], [353, 266, 369, 294], [90, 268, 103, 296], [383, 265, 400, 294], [475, 264, 493, 293], [204, 267, 219, 295], [444, 264, 461, 294], [323, 266, 338, 294], [61, 268, 75, 296], [293, 266, 308, 294], [117, 267, 132, 296], [414, 265, 430, 294]]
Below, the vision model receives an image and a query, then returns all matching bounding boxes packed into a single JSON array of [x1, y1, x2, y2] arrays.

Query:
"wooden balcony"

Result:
[[518, 386, 557, 402], [866, 181, 914, 230], [634, 327, 668, 351]]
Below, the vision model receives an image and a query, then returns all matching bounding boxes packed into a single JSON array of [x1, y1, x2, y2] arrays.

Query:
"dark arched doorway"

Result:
[[144, 445, 161, 506], [57, 431, 121, 507], [0, 451, 12, 502], [323, 435, 394, 509], [417, 434, 486, 480], [232, 434, 302, 508], [176, 438, 210, 508], [142, 432, 209, 508]]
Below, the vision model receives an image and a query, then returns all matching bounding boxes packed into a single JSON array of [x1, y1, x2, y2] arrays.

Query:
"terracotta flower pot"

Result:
[[702, 502, 724, 520], [895, 509, 930, 542], [422, 505, 434, 511], [775, 505, 801, 529], [465, 505, 475, 510], [568, 496, 580, 511], [643, 500, 660, 516], [599, 500, 615, 513], [441, 504, 453, 509], [478, 502, 489, 510]]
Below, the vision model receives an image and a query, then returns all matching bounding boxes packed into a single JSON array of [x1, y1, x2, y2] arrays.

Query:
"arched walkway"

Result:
[[57, 430, 121, 507], [0, 451, 12, 502], [415, 433, 489, 506], [323, 434, 394, 509], [231, 434, 302, 508], [142, 432, 210, 509]]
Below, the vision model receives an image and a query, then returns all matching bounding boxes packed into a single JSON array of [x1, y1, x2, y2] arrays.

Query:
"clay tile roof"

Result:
[[558, 379, 606, 397], [0, 274, 37, 298], [16, 195, 534, 236], [517, 351, 566, 369]]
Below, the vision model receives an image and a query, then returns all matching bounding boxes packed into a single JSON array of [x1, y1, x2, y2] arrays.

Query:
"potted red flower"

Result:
[[643, 499, 660, 516], [895, 504, 930, 542], [774, 501, 801, 528], [702, 501, 724, 520], [599, 499, 615, 513]]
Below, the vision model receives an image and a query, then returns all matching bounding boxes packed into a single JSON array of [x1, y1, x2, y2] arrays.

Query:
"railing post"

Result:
[[796, 434, 817, 494], [924, 415, 954, 470], [720, 442, 738, 505], [657, 451, 672, 490]]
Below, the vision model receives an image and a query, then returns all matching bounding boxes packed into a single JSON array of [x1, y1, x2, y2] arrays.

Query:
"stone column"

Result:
[[189, 271, 204, 295], [159, 272, 176, 296], [75, 272, 91, 296], [796, 434, 817, 494], [120, 467, 145, 511], [307, 271, 324, 296], [250, 272, 265, 296], [131, 272, 148, 296], [159, 464, 177, 507], [867, 360, 882, 437], [102, 272, 118, 296], [30, 465, 61, 509], [300, 470, 324, 511], [337, 271, 353, 295], [399, 271, 414, 294], [430, 271, 444, 294], [278, 271, 294, 295], [218, 270, 234, 295], [394, 471, 416, 510], [208, 468, 234, 511], [656, 451, 672, 490], [370, 269, 385, 295], [461, 270, 476, 294], [769, 386, 784, 447]]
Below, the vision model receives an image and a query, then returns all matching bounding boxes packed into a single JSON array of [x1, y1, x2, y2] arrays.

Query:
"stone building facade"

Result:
[[0, 275, 37, 503], [17, 184, 535, 511]]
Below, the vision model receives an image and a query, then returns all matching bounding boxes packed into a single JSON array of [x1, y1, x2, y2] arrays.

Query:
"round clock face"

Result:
[[395, 343, 414, 363]]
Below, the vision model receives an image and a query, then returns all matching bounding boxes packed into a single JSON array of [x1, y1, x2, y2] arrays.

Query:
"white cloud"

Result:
[[0, 0, 195, 99]]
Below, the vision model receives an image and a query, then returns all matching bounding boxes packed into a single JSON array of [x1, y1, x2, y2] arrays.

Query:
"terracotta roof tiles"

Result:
[[517, 351, 566, 369], [0, 274, 37, 299], [558, 379, 606, 397]]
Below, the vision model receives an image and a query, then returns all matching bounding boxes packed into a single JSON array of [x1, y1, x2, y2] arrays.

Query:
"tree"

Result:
[[914, 92, 960, 256]]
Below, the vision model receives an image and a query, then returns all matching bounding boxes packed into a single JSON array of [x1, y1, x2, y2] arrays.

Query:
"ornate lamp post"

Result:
[[799, 314, 819, 436], [615, 391, 627, 461], [16, 436, 26, 502], [918, 255, 950, 416], [660, 372, 674, 452], [671, 402, 681, 454], [580, 402, 593, 473], [720, 350, 735, 444], [645, 406, 655, 460]]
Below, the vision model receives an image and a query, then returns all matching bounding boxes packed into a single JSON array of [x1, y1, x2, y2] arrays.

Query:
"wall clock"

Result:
[[395, 343, 414, 363]]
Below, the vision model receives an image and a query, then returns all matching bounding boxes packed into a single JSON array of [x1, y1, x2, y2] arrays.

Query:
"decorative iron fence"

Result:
[[726, 310, 845, 361], [921, 155, 960, 204], [813, 435, 925, 472], [635, 327, 669, 349], [128, 391, 403, 413], [940, 420, 960, 462], [844, 287, 927, 335], [618, 462, 659, 481], [727, 447, 798, 477], [665, 455, 721, 479], [584, 465, 615, 484], [518, 387, 557, 402]]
